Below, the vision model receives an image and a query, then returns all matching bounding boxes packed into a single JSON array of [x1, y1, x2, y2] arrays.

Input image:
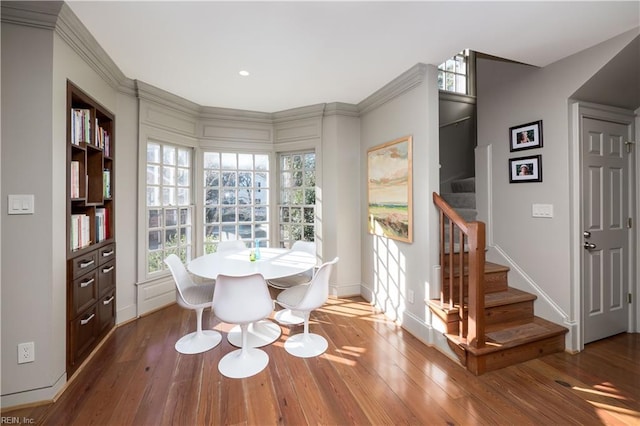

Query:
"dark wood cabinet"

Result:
[[66, 81, 116, 375]]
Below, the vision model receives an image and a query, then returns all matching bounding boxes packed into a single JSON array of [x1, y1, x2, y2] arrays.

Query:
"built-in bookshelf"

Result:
[[66, 81, 116, 375]]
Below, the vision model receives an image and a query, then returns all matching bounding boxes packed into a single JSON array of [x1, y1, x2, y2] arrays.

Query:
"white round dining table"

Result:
[[187, 247, 316, 348], [187, 247, 316, 281]]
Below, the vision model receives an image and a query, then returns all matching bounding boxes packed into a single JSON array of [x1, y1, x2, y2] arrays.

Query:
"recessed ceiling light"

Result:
[[239, 70, 250, 77]]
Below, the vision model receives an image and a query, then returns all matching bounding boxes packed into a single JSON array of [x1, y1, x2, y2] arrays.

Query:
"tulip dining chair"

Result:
[[212, 273, 275, 378], [164, 254, 222, 354], [267, 240, 316, 290], [275, 257, 339, 358], [216, 239, 246, 253], [216, 239, 282, 348]]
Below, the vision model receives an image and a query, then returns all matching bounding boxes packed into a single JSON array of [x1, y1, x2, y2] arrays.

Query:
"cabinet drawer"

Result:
[[71, 251, 98, 279], [98, 290, 116, 334], [70, 305, 98, 365], [72, 271, 98, 317], [98, 261, 115, 297], [98, 244, 115, 265]]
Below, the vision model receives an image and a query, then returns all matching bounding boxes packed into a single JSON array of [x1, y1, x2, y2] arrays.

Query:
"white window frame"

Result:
[[438, 50, 469, 94], [144, 140, 194, 275], [201, 150, 271, 253], [277, 150, 316, 248]]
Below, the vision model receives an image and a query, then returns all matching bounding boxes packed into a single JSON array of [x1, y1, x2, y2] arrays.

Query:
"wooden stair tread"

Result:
[[447, 317, 568, 356], [427, 287, 535, 313], [443, 261, 509, 277], [484, 287, 536, 307]]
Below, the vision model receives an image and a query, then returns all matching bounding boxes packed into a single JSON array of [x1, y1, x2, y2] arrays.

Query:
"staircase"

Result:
[[442, 176, 477, 223], [430, 180, 568, 375]]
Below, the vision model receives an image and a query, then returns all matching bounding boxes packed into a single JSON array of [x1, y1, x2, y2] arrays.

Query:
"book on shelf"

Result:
[[95, 208, 108, 243], [103, 169, 111, 198], [70, 161, 80, 198], [71, 108, 91, 145], [70, 213, 91, 250], [95, 119, 111, 153]]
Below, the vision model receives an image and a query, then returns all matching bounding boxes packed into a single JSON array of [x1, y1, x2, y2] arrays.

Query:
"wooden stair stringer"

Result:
[[428, 259, 569, 375], [445, 317, 568, 375]]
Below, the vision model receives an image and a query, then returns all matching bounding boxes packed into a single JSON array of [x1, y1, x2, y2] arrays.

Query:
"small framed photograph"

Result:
[[509, 155, 542, 183], [510, 120, 543, 151]]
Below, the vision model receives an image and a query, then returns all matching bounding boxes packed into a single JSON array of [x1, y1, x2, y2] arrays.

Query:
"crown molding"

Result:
[[323, 102, 360, 118], [136, 80, 201, 116], [1, 1, 62, 29], [199, 106, 272, 123], [55, 3, 128, 90], [2, 1, 133, 93], [272, 104, 326, 124], [358, 63, 427, 114]]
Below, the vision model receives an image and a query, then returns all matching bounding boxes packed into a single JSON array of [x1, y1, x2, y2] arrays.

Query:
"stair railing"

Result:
[[433, 192, 486, 349]]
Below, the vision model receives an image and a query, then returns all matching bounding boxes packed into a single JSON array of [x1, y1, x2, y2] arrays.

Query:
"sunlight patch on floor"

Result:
[[572, 385, 640, 424], [322, 352, 357, 366]]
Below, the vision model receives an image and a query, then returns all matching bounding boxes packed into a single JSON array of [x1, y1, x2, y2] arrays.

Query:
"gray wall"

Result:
[[1, 10, 139, 406], [2, 1, 637, 409], [439, 93, 476, 191], [321, 109, 362, 294], [475, 28, 639, 349], [2, 20, 60, 399]]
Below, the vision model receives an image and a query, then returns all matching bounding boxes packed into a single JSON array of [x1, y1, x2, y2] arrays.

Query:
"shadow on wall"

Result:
[[371, 235, 407, 322]]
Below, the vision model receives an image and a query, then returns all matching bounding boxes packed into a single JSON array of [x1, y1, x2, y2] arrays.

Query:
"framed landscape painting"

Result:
[[367, 136, 413, 243]]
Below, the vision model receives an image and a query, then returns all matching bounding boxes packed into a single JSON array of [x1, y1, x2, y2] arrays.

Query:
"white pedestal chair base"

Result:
[[175, 330, 222, 354], [218, 347, 269, 379], [227, 320, 281, 348], [274, 309, 305, 325], [284, 333, 328, 358]]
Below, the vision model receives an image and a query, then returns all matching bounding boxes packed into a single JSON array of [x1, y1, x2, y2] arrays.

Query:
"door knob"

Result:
[[583, 242, 596, 249], [583, 231, 591, 238]]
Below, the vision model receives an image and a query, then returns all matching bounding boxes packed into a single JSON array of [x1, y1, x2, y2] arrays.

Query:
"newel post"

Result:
[[466, 221, 486, 348]]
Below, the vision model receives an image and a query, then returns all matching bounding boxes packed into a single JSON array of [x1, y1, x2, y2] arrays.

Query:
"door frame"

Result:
[[570, 101, 638, 351]]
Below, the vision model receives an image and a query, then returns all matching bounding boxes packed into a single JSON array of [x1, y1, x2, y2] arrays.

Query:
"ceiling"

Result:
[[65, 1, 640, 113]]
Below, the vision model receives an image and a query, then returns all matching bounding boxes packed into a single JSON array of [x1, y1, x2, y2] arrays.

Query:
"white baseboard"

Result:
[[401, 309, 432, 344], [0, 372, 66, 410], [116, 302, 137, 325], [331, 283, 363, 298], [136, 277, 176, 316]]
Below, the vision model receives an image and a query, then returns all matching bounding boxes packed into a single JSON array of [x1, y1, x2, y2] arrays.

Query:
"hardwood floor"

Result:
[[3, 296, 639, 425]]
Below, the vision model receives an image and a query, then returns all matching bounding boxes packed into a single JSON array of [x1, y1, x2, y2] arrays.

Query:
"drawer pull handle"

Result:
[[80, 314, 95, 325], [103, 296, 115, 305], [80, 278, 95, 288], [79, 259, 95, 269], [102, 250, 114, 257], [102, 266, 115, 274]]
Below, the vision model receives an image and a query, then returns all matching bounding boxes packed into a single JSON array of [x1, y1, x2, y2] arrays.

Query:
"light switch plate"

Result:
[[8, 194, 34, 215], [532, 203, 553, 218]]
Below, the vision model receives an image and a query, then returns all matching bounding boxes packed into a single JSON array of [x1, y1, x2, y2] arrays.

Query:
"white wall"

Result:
[[476, 28, 639, 349], [359, 64, 440, 343]]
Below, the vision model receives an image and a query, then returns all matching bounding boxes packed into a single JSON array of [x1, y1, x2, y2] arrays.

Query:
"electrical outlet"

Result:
[[408, 290, 415, 304], [18, 342, 35, 364]]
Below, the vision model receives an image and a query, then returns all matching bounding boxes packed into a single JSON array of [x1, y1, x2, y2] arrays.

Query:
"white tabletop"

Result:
[[187, 247, 316, 281]]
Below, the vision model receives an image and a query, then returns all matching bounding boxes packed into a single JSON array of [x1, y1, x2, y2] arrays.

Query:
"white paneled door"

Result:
[[582, 116, 632, 344]]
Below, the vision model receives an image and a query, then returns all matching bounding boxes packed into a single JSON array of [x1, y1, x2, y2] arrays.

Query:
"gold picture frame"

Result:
[[367, 135, 413, 243]]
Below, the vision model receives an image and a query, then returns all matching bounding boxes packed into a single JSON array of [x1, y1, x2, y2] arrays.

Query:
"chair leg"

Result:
[[284, 310, 328, 358], [175, 307, 222, 355], [274, 308, 305, 325], [227, 320, 281, 348], [218, 323, 269, 379]]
